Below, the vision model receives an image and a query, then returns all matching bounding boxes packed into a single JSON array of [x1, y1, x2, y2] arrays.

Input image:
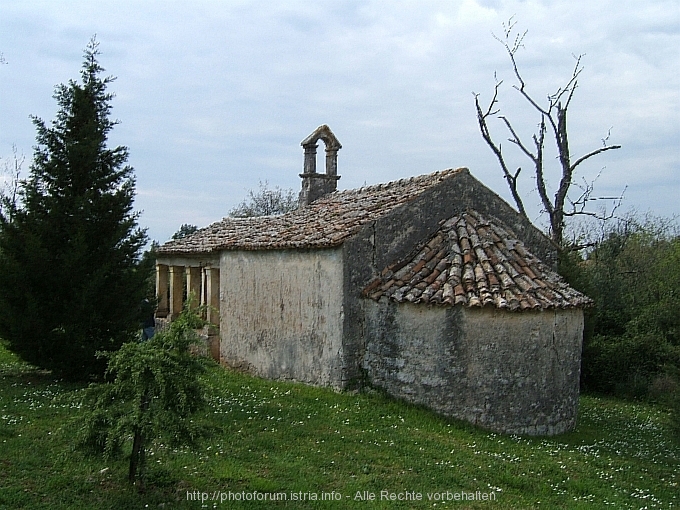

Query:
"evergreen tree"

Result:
[[0, 38, 150, 380]]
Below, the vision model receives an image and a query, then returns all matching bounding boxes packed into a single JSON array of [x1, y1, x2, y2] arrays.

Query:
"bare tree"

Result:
[[474, 19, 622, 248], [0, 144, 24, 222]]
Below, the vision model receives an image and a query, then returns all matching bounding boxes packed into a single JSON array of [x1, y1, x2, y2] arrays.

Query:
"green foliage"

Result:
[[0, 38, 150, 380], [583, 333, 678, 398], [566, 215, 680, 400], [171, 223, 199, 240], [75, 306, 210, 484], [669, 372, 680, 443], [229, 180, 298, 218], [651, 365, 680, 442]]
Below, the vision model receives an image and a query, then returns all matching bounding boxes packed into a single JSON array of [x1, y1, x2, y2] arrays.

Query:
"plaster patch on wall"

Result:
[[220, 248, 345, 388]]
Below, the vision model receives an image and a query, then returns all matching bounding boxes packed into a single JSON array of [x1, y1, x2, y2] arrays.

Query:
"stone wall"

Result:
[[219, 248, 346, 388], [363, 300, 583, 435], [341, 168, 561, 390]]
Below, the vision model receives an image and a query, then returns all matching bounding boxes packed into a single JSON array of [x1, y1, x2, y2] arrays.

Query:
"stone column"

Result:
[[303, 143, 318, 175], [199, 267, 208, 319], [155, 264, 169, 318], [205, 266, 220, 326], [169, 265, 185, 320], [186, 266, 201, 309], [205, 266, 221, 361], [200, 268, 207, 307], [325, 147, 339, 177]]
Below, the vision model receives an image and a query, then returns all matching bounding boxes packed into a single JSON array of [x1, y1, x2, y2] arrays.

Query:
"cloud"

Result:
[[0, 0, 678, 243]]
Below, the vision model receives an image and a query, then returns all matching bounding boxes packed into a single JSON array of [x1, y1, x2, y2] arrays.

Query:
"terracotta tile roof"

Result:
[[157, 168, 465, 254], [364, 210, 591, 310]]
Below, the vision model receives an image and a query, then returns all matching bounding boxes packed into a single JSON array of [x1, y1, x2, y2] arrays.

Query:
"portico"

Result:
[[154, 256, 220, 359]]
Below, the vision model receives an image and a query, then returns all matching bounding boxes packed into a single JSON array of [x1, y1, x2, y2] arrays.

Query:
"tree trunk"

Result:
[[128, 391, 150, 486], [128, 428, 145, 485]]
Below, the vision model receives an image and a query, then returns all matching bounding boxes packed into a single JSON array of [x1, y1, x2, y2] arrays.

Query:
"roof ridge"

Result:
[[331, 167, 466, 197], [158, 167, 469, 254]]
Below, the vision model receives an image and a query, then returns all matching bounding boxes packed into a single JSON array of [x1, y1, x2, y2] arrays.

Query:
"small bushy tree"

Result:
[[171, 223, 199, 240], [75, 306, 209, 485], [0, 38, 149, 380], [230, 180, 297, 218]]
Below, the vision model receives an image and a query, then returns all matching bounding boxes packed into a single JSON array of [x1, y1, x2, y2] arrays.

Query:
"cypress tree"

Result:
[[0, 38, 150, 380]]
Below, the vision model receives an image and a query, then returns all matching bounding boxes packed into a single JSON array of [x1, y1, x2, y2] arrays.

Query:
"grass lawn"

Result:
[[0, 343, 678, 509]]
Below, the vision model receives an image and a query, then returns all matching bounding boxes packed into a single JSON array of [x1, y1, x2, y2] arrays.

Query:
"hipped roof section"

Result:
[[364, 210, 591, 310], [157, 168, 465, 255]]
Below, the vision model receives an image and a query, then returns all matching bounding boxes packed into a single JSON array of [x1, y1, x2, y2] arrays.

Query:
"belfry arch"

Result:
[[299, 124, 342, 206]]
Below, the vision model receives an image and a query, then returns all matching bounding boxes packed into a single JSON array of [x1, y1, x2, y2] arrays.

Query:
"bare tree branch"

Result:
[[532, 117, 554, 218], [549, 54, 582, 110], [560, 171, 626, 246], [474, 19, 622, 247], [570, 144, 622, 172], [499, 116, 535, 162], [474, 87, 528, 218]]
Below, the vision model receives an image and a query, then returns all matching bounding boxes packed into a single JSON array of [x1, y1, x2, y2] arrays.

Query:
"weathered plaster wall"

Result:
[[363, 301, 583, 435], [219, 248, 345, 389], [341, 169, 560, 389]]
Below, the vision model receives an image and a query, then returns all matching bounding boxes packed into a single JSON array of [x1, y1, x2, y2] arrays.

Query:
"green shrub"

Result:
[[74, 306, 211, 486], [563, 215, 680, 400], [583, 333, 679, 398], [655, 365, 680, 443]]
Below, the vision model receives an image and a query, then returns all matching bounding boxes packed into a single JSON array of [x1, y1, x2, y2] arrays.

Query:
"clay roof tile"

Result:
[[158, 168, 466, 255], [365, 210, 591, 310]]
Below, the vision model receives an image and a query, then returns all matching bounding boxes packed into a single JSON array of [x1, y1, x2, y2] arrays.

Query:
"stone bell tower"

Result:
[[299, 125, 341, 206]]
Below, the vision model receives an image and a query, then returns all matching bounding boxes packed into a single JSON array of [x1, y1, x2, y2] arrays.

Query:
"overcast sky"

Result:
[[1, 0, 678, 244]]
